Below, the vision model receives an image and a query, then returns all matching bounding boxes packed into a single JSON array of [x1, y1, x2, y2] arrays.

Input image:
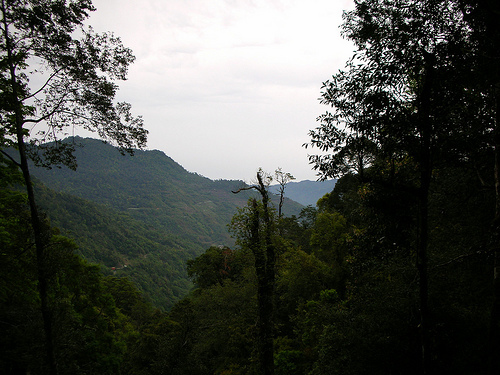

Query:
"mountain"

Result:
[[34, 183, 194, 309], [31, 138, 303, 243], [28, 137, 304, 309], [270, 179, 337, 207]]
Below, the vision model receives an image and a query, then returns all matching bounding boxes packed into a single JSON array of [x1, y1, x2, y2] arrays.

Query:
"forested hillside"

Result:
[[33, 183, 195, 309], [31, 137, 303, 247], [28, 137, 304, 309]]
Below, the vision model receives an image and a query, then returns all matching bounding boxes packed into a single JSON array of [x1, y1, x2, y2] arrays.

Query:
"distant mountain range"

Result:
[[270, 179, 337, 207]]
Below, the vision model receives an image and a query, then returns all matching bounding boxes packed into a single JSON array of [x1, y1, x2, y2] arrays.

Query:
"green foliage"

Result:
[[30, 138, 302, 246], [276, 249, 337, 309], [152, 160, 494, 374], [0, 193, 130, 374], [0, 0, 147, 163], [0, 177, 174, 374], [25, 138, 303, 310], [187, 246, 251, 289], [274, 349, 306, 375], [297, 262, 420, 375], [310, 211, 347, 262], [32, 181, 193, 310], [142, 274, 258, 375]]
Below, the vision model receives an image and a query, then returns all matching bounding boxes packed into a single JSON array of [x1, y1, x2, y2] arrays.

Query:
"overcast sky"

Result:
[[87, 0, 355, 182]]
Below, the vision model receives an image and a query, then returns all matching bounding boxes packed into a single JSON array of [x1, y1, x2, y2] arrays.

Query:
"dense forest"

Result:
[[1, 0, 500, 374], [28, 137, 303, 310]]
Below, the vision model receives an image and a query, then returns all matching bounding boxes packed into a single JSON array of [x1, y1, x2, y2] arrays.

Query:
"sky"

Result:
[[86, 0, 355, 182]]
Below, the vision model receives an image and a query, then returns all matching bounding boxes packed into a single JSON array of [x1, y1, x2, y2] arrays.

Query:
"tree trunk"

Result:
[[482, 1, 500, 372], [17, 129, 57, 375], [416, 52, 434, 375], [261, 176, 275, 375], [2, 3, 57, 372], [247, 172, 275, 375], [489, 89, 500, 375]]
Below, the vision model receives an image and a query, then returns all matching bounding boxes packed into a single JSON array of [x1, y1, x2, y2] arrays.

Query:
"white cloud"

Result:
[[87, 0, 354, 181]]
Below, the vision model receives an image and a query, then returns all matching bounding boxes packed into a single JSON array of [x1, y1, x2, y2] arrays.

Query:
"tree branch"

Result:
[[23, 67, 65, 101], [232, 185, 258, 194], [24, 90, 73, 125], [431, 250, 485, 269], [0, 149, 21, 168]]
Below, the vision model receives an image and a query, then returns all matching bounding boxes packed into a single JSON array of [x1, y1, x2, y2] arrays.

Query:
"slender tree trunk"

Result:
[[489, 89, 500, 375], [416, 52, 434, 375], [261, 177, 275, 375], [417, 167, 431, 375], [482, 1, 500, 372], [17, 128, 57, 375], [247, 172, 275, 375], [2, 3, 57, 372]]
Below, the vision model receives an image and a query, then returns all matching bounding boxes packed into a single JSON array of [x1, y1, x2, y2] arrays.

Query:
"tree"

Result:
[[458, 2, 500, 373], [233, 170, 277, 375], [274, 167, 295, 219], [305, 1, 482, 373], [0, 182, 135, 374], [309, 211, 348, 298], [0, 1, 147, 373], [187, 246, 249, 289]]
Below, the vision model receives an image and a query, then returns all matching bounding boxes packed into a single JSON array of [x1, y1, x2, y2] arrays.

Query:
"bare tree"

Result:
[[274, 168, 295, 219]]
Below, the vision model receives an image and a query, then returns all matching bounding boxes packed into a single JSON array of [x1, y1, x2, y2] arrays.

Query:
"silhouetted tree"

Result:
[[233, 170, 276, 375], [0, 1, 146, 372], [305, 1, 485, 372]]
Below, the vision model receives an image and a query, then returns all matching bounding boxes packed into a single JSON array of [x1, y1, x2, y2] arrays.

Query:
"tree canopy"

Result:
[[305, 0, 499, 373], [1, 1, 147, 373], [0, 0, 147, 165]]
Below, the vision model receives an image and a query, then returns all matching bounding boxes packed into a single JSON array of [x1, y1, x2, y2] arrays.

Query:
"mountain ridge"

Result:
[[30, 137, 305, 245], [270, 179, 337, 206]]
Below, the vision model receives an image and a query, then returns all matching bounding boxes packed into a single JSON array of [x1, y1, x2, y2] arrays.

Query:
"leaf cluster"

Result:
[[0, 0, 147, 168]]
